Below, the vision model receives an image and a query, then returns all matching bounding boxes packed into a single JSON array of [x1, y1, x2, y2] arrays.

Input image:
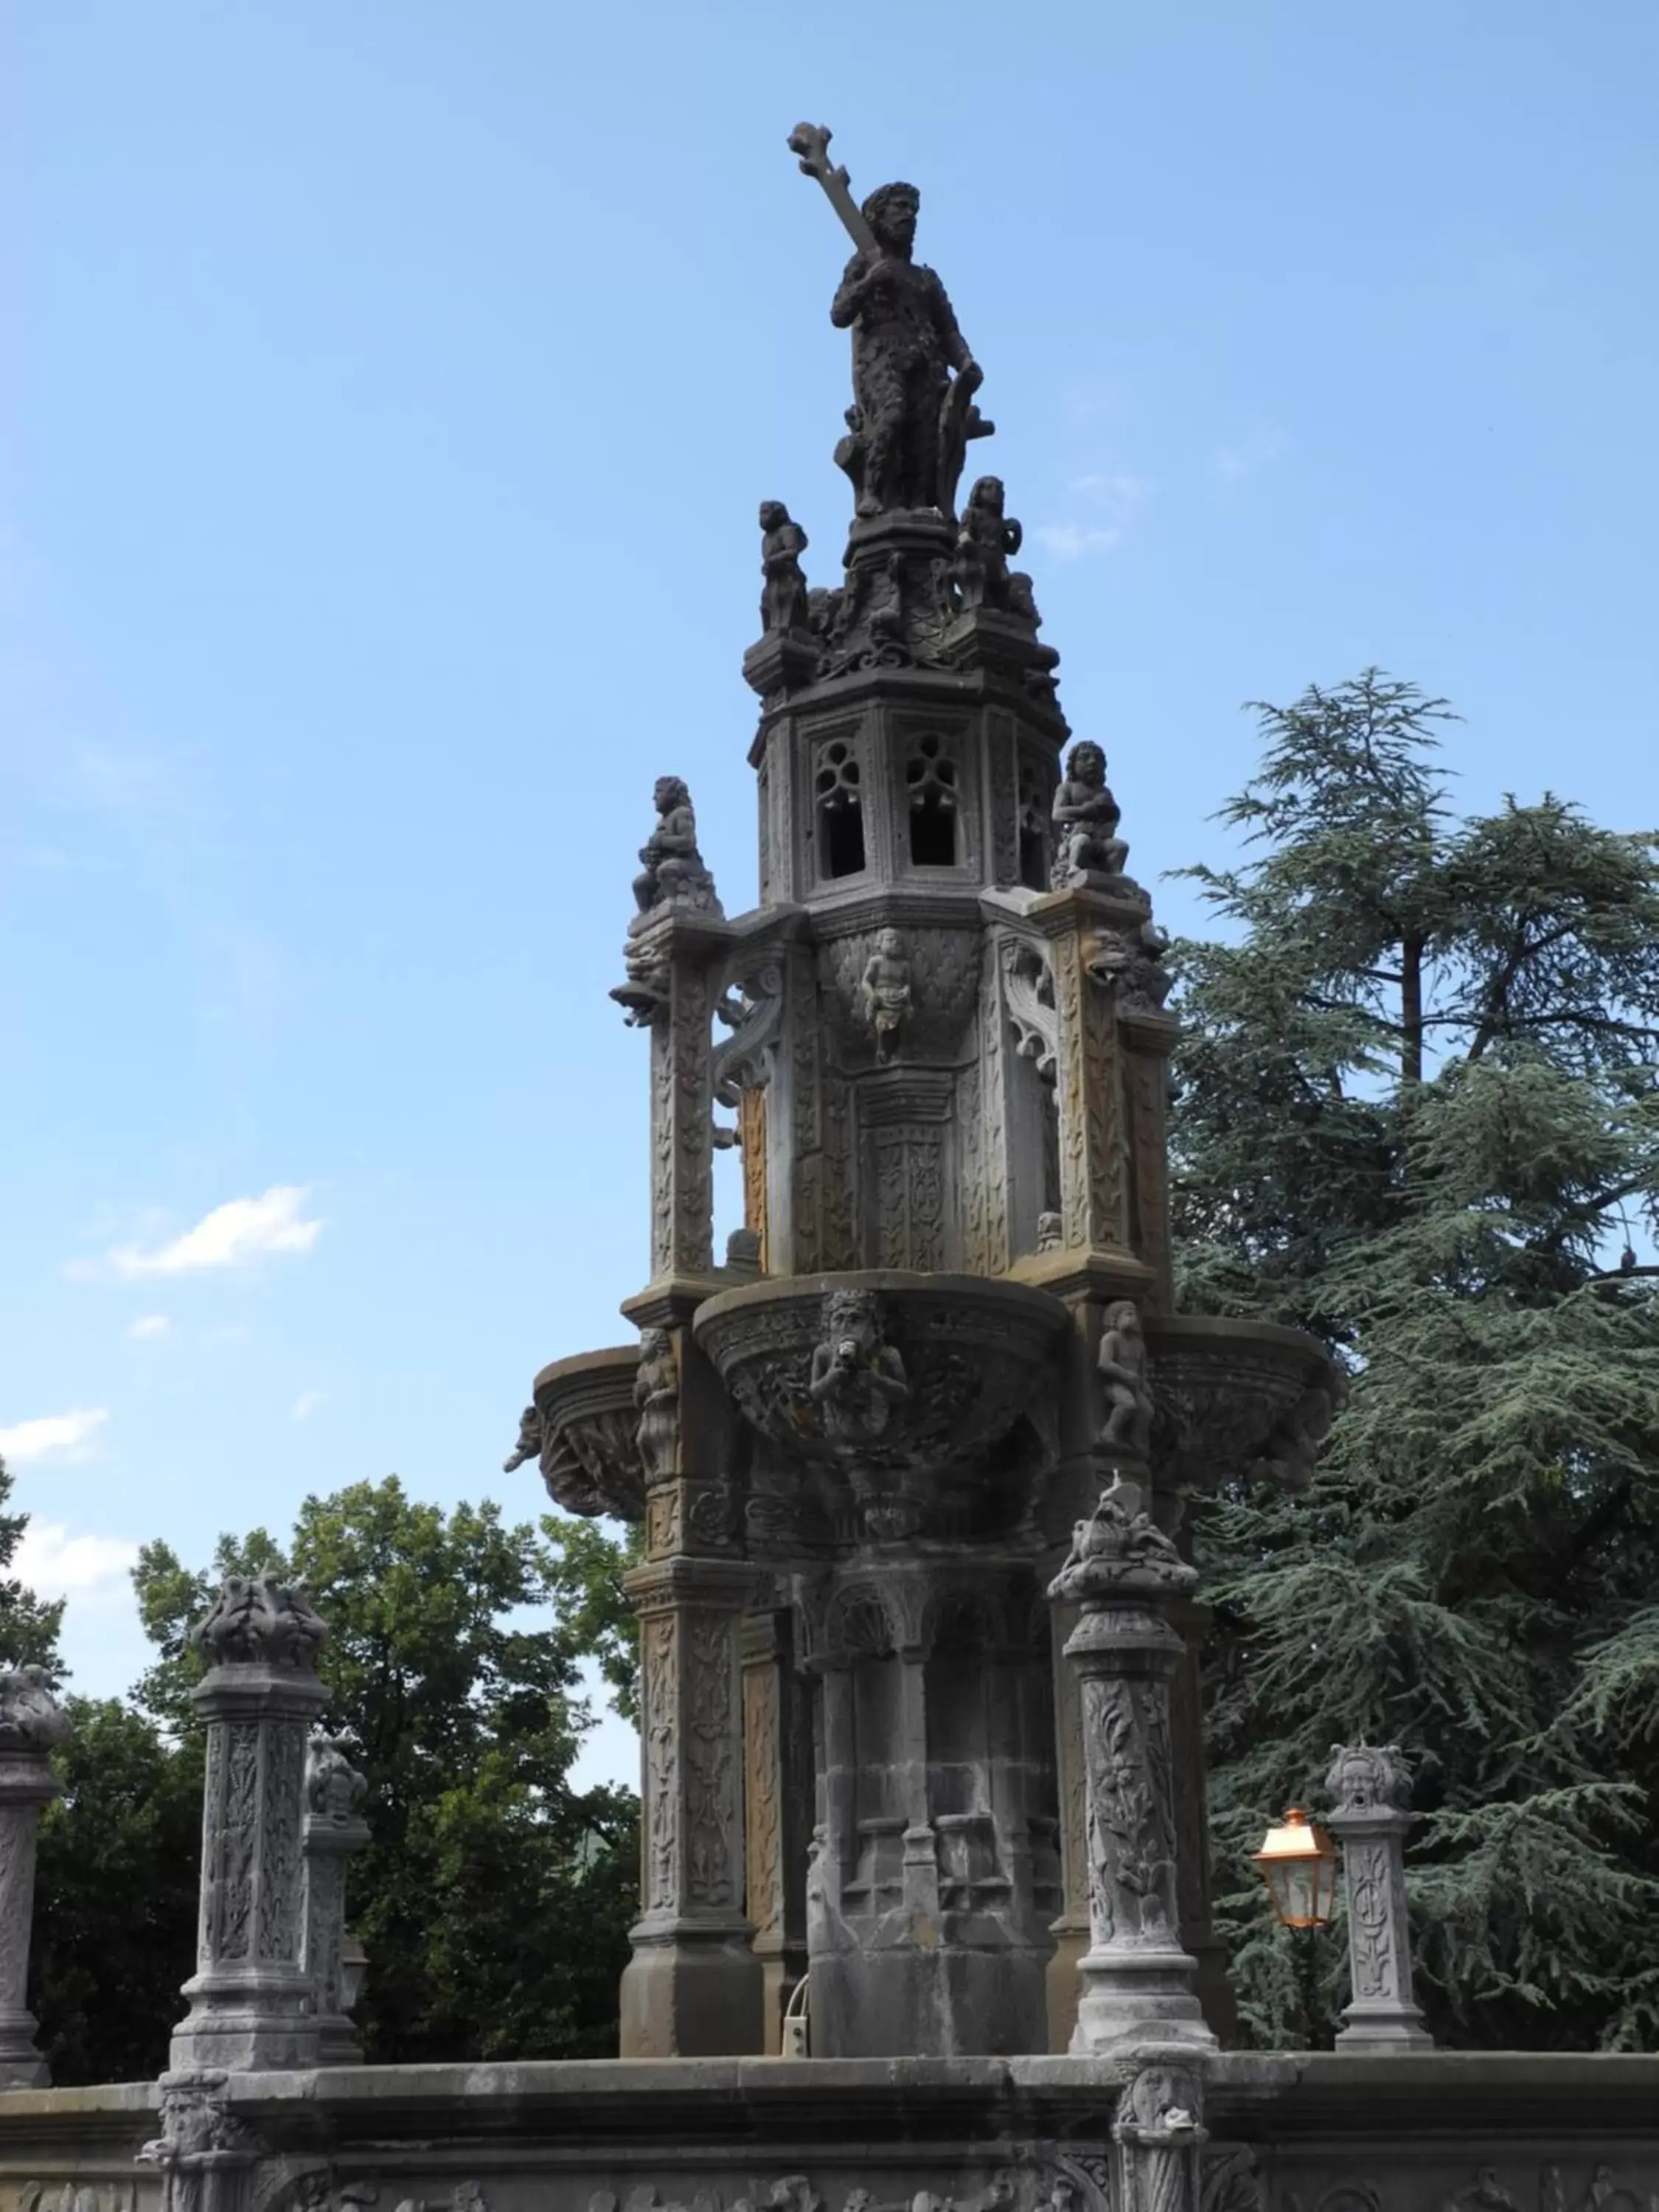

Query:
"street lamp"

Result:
[[1253, 1806, 1339, 2048], [1252, 1806, 1338, 1930]]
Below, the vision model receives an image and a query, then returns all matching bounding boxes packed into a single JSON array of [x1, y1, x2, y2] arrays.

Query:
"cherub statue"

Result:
[[502, 1403, 541, 1474], [1051, 741, 1129, 886], [954, 474, 1021, 613], [1097, 1298, 1154, 1460], [630, 776, 721, 931], [809, 1288, 909, 1447], [634, 1325, 680, 1482], [759, 501, 810, 634], [858, 927, 912, 1062]]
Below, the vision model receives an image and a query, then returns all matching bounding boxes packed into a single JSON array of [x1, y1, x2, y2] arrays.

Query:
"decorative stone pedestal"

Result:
[[170, 1574, 330, 2074], [301, 1733, 370, 2066], [1049, 1484, 1216, 2055], [1326, 1742, 1434, 2051], [0, 1667, 72, 2089]]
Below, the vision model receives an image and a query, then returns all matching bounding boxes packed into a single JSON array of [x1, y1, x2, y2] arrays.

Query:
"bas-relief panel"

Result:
[[1252, 2154, 1659, 2212]]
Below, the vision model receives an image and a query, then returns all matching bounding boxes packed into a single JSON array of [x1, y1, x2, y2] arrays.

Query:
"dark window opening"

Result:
[[906, 735, 959, 868], [823, 799, 866, 877], [1019, 818, 1048, 890], [909, 790, 957, 866], [816, 741, 866, 879]]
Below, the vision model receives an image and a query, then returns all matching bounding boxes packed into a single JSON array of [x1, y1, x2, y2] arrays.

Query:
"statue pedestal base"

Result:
[[619, 1921, 764, 2059]]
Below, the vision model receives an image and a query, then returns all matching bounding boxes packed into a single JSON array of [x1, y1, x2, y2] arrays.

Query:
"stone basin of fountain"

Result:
[[530, 1343, 644, 1520], [695, 1270, 1069, 1545], [1146, 1312, 1342, 1497]]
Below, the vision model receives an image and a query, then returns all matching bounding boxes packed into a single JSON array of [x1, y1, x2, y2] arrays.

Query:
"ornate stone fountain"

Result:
[[512, 126, 1338, 2065]]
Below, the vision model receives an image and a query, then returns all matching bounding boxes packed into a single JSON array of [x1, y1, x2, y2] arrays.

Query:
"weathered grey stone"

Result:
[[1049, 1488, 1215, 2055], [0, 1666, 71, 2089], [302, 1733, 371, 2067], [1324, 1742, 1435, 2051], [170, 1575, 329, 2074]]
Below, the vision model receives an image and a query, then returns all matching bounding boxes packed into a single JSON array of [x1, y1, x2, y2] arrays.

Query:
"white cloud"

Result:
[[15, 1522, 139, 1605], [1035, 471, 1149, 560], [100, 1185, 321, 1279], [289, 1390, 325, 1423], [1034, 522, 1123, 559], [1216, 428, 1287, 483], [127, 1313, 170, 1340], [0, 1408, 110, 1464]]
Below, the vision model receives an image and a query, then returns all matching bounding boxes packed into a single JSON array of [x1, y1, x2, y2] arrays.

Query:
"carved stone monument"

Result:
[[0, 1664, 72, 2087], [301, 1732, 371, 2065], [170, 1573, 330, 2073], [516, 123, 1342, 2066], [1324, 1740, 1435, 2051]]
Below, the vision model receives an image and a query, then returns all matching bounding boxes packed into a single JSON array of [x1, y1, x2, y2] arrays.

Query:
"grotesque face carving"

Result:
[[655, 776, 689, 813], [1066, 742, 1105, 788], [759, 499, 787, 532]]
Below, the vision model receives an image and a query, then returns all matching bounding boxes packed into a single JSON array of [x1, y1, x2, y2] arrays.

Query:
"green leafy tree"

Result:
[[1172, 672, 1659, 2051], [0, 1453, 65, 1670], [128, 1478, 639, 2067], [32, 1700, 203, 2085]]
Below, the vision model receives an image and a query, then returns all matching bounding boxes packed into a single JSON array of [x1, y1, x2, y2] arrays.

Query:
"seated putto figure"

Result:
[[630, 776, 722, 932], [1051, 740, 1129, 886]]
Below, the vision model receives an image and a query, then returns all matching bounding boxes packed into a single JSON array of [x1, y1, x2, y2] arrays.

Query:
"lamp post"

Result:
[[1252, 1806, 1338, 2048]]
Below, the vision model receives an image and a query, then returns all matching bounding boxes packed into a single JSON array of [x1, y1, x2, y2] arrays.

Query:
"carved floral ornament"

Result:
[[191, 1574, 327, 1672], [0, 1663, 71, 1752]]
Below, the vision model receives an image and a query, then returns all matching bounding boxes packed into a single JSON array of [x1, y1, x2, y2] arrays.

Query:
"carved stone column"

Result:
[[740, 1606, 811, 2051], [1325, 1742, 1434, 2050], [1112, 2053, 1208, 2212], [1167, 1597, 1237, 2045], [1048, 897, 1133, 1256], [1044, 1584, 1090, 2052], [301, 1732, 370, 2065], [0, 1668, 72, 2087], [171, 1575, 329, 2073], [621, 1556, 762, 2056], [1049, 1486, 1215, 2053]]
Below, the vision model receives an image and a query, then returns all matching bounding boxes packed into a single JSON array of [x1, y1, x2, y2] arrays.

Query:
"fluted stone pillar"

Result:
[[0, 1667, 72, 2087], [1049, 1486, 1215, 2053], [1326, 1742, 1433, 2051], [301, 1733, 370, 2066], [171, 1575, 329, 2073]]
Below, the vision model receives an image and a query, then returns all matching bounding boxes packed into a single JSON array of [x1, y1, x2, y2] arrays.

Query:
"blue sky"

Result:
[[4, 1, 1655, 1786]]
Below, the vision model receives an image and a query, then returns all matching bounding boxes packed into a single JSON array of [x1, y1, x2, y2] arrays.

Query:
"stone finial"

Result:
[[1323, 1740, 1433, 2051], [1326, 1741, 1413, 1819], [306, 1732, 368, 1824], [1048, 1479, 1192, 1604], [0, 1665, 71, 1754], [192, 1573, 327, 1672]]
